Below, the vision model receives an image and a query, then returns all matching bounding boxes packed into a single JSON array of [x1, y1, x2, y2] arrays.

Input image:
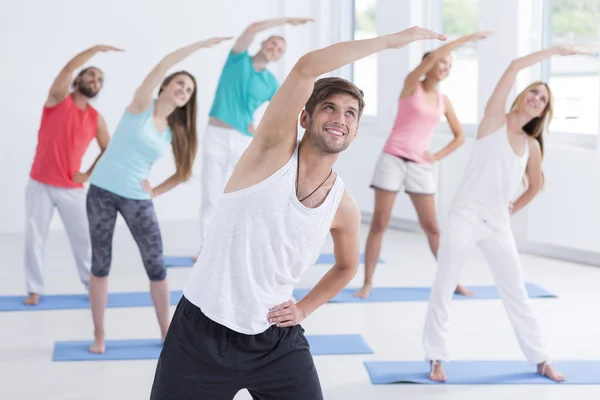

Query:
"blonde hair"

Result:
[[510, 81, 554, 188]]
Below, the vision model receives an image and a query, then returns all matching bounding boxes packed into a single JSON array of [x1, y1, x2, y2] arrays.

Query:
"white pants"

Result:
[[24, 179, 91, 294], [423, 206, 549, 365], [199, 124, 252, 249]]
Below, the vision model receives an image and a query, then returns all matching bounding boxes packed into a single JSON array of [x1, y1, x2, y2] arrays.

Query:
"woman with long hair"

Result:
[[86, 36, 231, 354], [423, 45, 583, 382], [355, 31, 491, 298]]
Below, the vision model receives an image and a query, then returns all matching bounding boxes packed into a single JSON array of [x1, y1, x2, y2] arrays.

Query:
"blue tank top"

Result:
[[209, 50, 280, 136], [90, 101, 172, 200]]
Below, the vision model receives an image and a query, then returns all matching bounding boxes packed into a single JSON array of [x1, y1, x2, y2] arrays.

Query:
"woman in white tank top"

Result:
[[423, 45, 585, 383]]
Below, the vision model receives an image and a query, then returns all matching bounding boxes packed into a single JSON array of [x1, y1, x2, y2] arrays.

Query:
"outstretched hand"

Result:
[[267, 299, 306, 328], [199, 37, 234, 47], [555, 46, 588, 56], [287, 18, 314, 26], [469, 31, 494, 42], [94, 45, 124, 52], [387, 26, 446, 49]]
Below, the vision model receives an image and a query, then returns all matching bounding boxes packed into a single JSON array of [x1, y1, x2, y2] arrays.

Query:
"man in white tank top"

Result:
[[150, 26, 447, 400]]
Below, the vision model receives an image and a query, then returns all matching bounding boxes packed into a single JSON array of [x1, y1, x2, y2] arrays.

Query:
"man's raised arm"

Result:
[[253, 26, 446, 151]]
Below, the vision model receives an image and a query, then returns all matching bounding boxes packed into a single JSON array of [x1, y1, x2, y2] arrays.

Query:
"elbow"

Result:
[[293, 53, 317, 78], [455, 134, 465, 147], [507, 60, 521, 72], [527, 182, 542, 197], [245, 23, 261, 35]]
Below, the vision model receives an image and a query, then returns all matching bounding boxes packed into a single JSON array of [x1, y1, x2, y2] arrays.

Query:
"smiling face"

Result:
[[519, 83, 551, 119], [159, 72, 196, 108], [425, 53, 453, 81], [259, 36, 287, 62], [74, 67, 104, 98], [300, 93, 360, 154]]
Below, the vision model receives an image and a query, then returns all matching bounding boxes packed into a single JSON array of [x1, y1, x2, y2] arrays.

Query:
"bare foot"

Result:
[[455, 284, 474, 297], [24, 293, 40, 305], [538, 362, 566, 382], [89, 335, 105, 354], [353, 284, 372, 298], [428, 360, 446, 382]]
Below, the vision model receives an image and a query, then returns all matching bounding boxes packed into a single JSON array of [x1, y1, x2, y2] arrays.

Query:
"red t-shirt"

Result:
[[30, 95, 98, 188]]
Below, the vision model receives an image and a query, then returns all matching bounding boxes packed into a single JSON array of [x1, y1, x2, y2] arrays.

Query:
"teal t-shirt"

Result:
[[90, 101, 172, 200], [209, 50, 280, 136]]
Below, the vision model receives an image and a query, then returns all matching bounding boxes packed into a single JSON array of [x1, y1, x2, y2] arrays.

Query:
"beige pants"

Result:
[[199, 125, 252, 251]]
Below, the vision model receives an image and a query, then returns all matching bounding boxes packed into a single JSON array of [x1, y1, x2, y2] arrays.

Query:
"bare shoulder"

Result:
[[332, 189, 361, 231]]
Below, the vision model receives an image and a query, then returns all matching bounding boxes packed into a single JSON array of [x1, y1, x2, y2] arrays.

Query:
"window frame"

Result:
[[425, 0, 480, 138], [347, 0, 379, 127], [539, 0, 599, 148]]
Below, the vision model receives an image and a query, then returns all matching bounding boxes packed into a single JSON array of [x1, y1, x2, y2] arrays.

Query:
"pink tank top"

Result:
[[382, 82, 445, 164], [30, 95, 98, 188]]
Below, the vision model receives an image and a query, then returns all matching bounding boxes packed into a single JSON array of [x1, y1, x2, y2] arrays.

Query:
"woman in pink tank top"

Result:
[[354, 32, 492, 299]]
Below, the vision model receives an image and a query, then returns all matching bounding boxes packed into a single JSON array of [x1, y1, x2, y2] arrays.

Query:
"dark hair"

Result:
[[304, 77, 366, 120], [422, 51, 431, 60], [158, 71, 198, 182]]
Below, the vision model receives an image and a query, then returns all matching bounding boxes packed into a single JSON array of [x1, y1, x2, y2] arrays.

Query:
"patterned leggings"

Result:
[[86, 184, 166, 281]]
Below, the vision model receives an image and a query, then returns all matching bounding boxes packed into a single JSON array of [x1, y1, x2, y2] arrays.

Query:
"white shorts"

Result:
[[370, 152, 435, 195]]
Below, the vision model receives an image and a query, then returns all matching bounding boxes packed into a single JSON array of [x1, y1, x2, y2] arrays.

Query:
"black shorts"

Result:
[[150, 296, 323, 400]]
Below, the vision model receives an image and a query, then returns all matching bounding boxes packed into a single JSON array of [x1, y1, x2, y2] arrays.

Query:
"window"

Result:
[[353, 0, 377, 116], [542, 0, 599, 135], [438, 0, 479, 124]]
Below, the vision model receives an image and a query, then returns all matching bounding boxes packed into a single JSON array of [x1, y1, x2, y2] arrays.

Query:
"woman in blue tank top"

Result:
[[86, 36, 232, 354]]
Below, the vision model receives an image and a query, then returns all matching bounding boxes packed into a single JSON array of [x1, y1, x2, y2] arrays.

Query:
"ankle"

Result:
[[93, 330, 105, 340]]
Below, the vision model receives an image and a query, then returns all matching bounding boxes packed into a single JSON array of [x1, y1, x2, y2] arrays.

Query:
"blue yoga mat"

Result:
[[293, 283, 557, 303], [164, 253, 383, 267], [0, 291, 184, 312], [52, 334, 372, 361], [364, 360, 600, 384]]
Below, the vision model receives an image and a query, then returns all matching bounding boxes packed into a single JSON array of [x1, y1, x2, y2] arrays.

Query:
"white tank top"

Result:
[[183, 142, 345, 334], [452, 125, 529, 230]]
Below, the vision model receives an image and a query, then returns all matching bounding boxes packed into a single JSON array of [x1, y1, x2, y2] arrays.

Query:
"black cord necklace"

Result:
[[295, 147, 333, 203]]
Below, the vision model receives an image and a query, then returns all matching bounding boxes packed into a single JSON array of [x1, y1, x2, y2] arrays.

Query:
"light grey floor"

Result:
[[1, 220, 599, 400]]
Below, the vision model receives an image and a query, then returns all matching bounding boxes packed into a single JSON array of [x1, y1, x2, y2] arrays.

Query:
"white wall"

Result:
[[0, 0, 315, 235], [334, 0, 600, 264], [4, 1, 598, 265]]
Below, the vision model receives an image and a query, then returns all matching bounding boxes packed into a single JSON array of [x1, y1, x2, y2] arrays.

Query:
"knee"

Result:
[[370, 214, 390, 235], [147, 264, 167, 281], [420, 220, 440, 238], [91, 263, 110, 278]]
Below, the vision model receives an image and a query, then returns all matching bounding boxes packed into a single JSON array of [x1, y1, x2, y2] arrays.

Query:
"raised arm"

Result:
[[479, 46, 584, 137], [402, 31, 492, 97], [127, 37, 232, 114], [232, 18, 313, 53], [254, 26, 446, 152], [46, 45, 122, 107]]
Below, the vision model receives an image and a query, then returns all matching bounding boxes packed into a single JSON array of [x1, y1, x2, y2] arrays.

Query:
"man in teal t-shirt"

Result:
[[198, 17, 313, 253]]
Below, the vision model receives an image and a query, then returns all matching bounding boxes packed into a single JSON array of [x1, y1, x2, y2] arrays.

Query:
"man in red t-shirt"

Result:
[[25, 45, 121, 305]]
